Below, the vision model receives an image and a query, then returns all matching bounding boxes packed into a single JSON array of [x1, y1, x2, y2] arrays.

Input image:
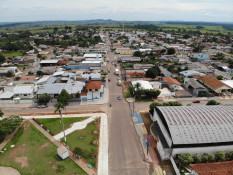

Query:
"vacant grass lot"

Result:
[[63, 119, 100, 167], [37, 117, 88, 135], [0, 122, 87, 175], [2, 52, 23, 57]]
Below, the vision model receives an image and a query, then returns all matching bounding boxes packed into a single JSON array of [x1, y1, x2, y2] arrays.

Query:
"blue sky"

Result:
[[0, 0, 233, 22]]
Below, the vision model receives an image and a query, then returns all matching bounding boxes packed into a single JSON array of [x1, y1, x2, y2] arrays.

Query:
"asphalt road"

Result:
[[107, 43, 148, 175]]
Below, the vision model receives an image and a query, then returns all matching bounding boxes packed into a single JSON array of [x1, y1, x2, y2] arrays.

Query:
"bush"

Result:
[[193, 153, 202, 163], [206, 100, 221, 105], [124, 92, 131, 98], [202, 153, 215, 162], [215, 151, 225, 161], [227, 151, 233, 160], [178, 153, 194, 166], [149, 101, 182, 110]]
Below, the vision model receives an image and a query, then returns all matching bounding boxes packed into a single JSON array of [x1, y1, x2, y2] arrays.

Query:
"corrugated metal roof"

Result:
[[157, 106, 233, 145]]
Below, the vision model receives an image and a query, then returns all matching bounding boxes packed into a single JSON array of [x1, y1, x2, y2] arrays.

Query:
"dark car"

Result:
[[117, 96, 121, 100]]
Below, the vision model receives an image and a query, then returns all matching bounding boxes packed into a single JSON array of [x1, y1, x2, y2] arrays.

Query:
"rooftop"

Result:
[[19, 76, 36, 81], [156, 106, 233, 145], [198, 75, 231, 90], [85, 81, 101, 89], [190, 161, 233, 175], [163, 77, 182, 86]]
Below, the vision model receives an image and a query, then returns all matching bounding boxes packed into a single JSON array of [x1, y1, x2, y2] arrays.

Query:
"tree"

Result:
[[183, 34, 191, 39], [167, 48, 176, 55], [0, 54, 5, 63], [133, 51, 142, 57], [202, 153, 215, 162], [6, 71, 14, 78], [206, 100, 221, 105], [162, 101, 182, 106], [57, 89, 71, 105], [38, 93, 51, 104], [128, 85, 135, 97], [217, 75, 223, 80], [36, 71, 43, 77], [178, 153, 194, 166], [54, 102, 66, 142], [0, 110, 4, 118], [144, 89, 161, 99], [53, 27, 58, 33], [37, 54, 42, 58], [146, 66, 161, 79], [193, 153, 202, 163], [160, 49, 166, 54], [75, 92, 80, 98], [215, 151, 225, 161]]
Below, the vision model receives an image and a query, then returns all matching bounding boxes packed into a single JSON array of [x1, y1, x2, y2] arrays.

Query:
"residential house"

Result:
[[40, 60, 60, 67], [197, 75, 231, 95], [14, 85, 34, 99], [115, 48, 134, 55], [185, 78, 208, 97], [179, 70, 205, 77], [163, 77, 183, 90], [120, 56, 141, 63], [191, 53, 210, 62], [81, 81, 102, 101], [159, 66, 172, 77]]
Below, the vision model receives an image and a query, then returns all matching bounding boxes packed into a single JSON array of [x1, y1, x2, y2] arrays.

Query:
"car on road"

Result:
[[117, 96, 121, 100], [117, 77, 120, 80], [193, 100, 200, 103], [37, 104, 48, 108], [108, 78, 111, 82]]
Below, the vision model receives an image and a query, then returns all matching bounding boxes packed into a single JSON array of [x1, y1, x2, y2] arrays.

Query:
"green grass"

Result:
[[2, 52, 23, 57], [0, 123, 87, 175], [124, 92, 131, 98], [62, 119, 99, 167], [37, 117, 88, 135]]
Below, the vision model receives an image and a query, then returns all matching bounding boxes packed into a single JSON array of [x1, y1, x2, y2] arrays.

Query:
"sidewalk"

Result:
[[132, 112, 163, 175], [30, 119, 96, 175], [54, 116, 99, 140]]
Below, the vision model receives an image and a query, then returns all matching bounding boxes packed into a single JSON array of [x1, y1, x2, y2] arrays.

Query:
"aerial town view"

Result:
[[0, 0, 232, 175]]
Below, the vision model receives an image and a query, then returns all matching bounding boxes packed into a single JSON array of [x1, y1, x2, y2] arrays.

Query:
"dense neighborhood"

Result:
[[0, 22, 233, 175]]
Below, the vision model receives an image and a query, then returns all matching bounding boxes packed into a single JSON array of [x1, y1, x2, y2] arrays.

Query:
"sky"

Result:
[[0, 0, 233, 22]]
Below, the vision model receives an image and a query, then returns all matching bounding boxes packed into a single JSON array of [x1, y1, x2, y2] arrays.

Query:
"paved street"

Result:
[[107, 42, 148, 175]]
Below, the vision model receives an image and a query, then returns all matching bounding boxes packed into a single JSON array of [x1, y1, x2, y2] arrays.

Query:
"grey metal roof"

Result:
[[186, 79, 207, 90], [0, 91, 14, 99], [159, 66, 172, 75], [157, 106, 233, 145], [37, 84, 65, 95]]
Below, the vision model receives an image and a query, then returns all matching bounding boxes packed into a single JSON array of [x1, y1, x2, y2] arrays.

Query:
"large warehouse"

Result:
[[150, 106, 233, 160]]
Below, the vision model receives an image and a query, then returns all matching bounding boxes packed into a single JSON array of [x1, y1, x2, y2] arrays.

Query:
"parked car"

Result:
[[108, 78, 111, 82], [117, 96, 121, 100], [193, 100, 200, 103], [37, 104, 48, 108]]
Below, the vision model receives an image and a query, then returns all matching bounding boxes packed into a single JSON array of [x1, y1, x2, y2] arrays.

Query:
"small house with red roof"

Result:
[[163, 77, 183, 90], [81, 81, 103, 101]]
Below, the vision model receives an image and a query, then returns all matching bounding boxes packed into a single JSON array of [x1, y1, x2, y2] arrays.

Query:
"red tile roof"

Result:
[[58, 60, 69, 65], [19, 76, 36, 81], [199, 75, 230, 90], [190, 161, 233, 175], [163, 77, 182, 86], [85, 81, 101, 89]]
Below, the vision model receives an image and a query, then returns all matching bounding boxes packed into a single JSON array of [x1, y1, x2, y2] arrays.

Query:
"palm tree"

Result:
[[134, 82, 141, 91], [54, 102, 66, 142]]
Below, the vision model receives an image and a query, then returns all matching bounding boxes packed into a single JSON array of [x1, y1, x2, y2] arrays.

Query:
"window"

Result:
[[24, 94, 27, 96], [95, 89, 98, 91], [89, 89, 92, 91]]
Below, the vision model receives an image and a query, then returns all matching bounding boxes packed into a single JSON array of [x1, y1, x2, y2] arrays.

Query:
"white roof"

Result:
[[36, 76, 50, 84], [179, 70, 205, 77], [14, 86, 33, 94], [132, 80, 153, 90], [53, 71, 65, 76], [221, 80, 233, 88], [40, 60, 59, 64], [82, 61, 101, 64], [0, 91, 14, 99], [84, 54, 102, 58]]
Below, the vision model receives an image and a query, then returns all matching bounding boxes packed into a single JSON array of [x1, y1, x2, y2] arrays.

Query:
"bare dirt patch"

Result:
[[14, 157, 29, 168], [23, 120, 30, 131], [8, 147, 23, 158], [39, 142, 50, 149]]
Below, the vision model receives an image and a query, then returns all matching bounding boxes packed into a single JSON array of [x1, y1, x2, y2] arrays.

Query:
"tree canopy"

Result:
[[146, 66, 161, 78], [38, 93, 51, 104], [57, 89, 71, 105], [206, 100, 221, 105]]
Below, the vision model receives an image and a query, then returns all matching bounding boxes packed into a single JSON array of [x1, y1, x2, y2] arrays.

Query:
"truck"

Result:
[[117, 79, 122, 86], [115, 69, 119, 75]]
